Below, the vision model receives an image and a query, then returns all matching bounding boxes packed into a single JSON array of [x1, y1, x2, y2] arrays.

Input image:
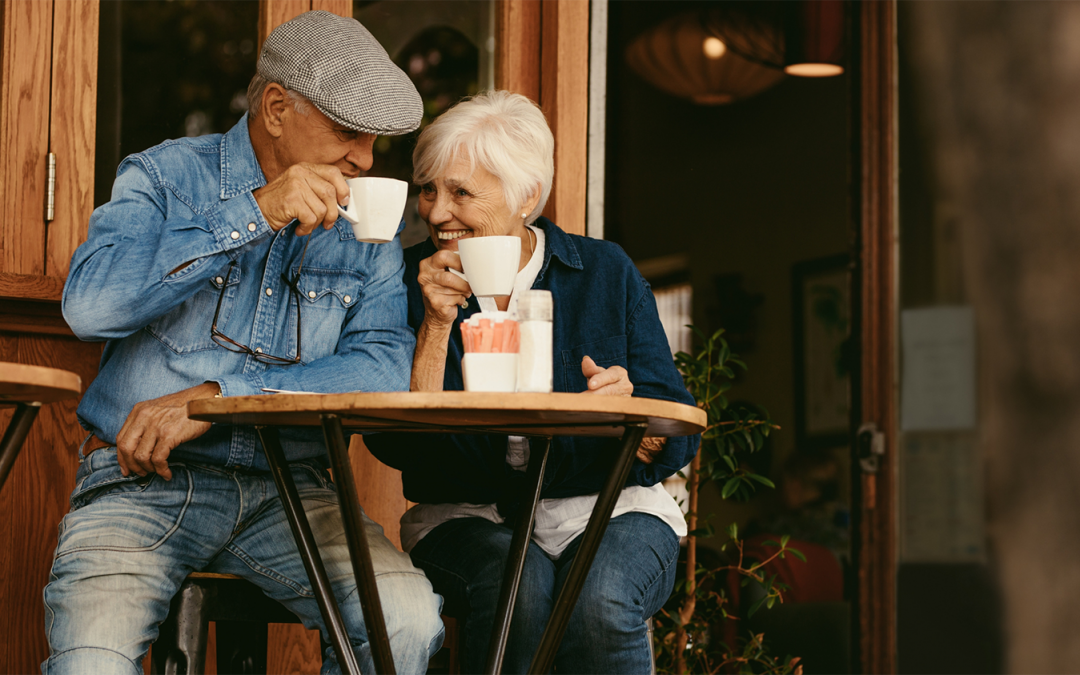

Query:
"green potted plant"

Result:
[[654, 327, 804, 674]]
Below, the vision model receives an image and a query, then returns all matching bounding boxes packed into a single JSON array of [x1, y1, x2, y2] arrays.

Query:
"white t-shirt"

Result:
[[399, 225, 687, 557]]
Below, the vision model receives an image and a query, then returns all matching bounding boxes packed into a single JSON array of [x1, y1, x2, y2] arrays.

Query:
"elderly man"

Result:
[[43, 12, 442, 675]]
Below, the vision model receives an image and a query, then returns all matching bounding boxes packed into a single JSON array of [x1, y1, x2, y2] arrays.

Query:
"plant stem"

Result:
[[674, 448, 701, 674]]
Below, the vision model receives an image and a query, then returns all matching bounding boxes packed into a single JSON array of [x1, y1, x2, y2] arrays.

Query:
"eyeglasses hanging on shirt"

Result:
[[210, 231, 311, 365]]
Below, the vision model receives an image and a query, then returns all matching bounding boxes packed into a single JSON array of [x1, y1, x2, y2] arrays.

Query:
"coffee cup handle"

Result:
[[337, 205, 359, 224], [447, 268, 468, 282]]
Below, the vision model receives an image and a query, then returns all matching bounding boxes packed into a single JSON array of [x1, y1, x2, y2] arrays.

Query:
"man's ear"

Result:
[[260, 83, 290, 139]]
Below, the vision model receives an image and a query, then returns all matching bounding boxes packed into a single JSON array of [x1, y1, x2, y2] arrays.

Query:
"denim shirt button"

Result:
[[308, 290, 317, 299], [230, 231, 240, 240], [247, 222, 257, 232], [265, 288, 272, 296], [215, 276, 224, 285], [343, 295, 352, 304]]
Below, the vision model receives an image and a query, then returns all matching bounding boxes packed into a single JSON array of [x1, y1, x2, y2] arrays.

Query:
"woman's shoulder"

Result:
[[541, 219, 641, 276]]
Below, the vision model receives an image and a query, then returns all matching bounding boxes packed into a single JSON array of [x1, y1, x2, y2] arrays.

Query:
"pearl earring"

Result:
[[521, 212, 528, 219]]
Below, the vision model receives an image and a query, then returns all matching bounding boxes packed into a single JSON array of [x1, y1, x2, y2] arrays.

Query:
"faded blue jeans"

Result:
[[42, 447, 444, 675], [410, 512, 679, 674]]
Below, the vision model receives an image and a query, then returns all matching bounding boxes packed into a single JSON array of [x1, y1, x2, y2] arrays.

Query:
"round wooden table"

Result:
[[190, 391, 704, 675], [0, 362, 82, 493]]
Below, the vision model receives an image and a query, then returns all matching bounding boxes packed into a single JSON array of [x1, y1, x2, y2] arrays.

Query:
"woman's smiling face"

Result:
[[418, 158, 526, 252]]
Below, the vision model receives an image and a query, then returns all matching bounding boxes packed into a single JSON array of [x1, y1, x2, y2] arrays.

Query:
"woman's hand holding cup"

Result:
[[418, 249, 473, 326]]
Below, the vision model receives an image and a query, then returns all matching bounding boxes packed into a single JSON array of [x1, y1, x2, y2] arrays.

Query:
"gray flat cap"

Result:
[[258, 10, 422, 135]]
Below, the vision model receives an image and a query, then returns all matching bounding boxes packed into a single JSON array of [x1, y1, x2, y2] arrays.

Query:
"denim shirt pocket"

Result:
[[146, 266, 242, 354], [560, 334, 629, 393], [289, 267, 364, 363]]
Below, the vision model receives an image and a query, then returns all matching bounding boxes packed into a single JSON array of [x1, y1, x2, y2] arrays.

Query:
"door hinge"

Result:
[[857, 422, 885, 473], [45, 152, 56, 222]]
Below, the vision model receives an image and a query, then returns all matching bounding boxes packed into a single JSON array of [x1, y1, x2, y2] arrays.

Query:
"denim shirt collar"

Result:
[[534, 217, 583, 282], [220, 113, 267, 200]]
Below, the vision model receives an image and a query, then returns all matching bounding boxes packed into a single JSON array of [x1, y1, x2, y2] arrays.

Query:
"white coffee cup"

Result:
[[337, 177, 408, 244], [453, 236, 521, 297], [463, 353, 518, 392]]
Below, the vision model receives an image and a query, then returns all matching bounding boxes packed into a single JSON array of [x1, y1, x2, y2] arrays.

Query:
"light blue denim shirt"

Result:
[[63, 114, 415, 470]]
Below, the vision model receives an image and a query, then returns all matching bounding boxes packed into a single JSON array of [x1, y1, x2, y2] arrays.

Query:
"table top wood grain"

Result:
[[0, 362, 82, 404], [189, 391, 705, 438]]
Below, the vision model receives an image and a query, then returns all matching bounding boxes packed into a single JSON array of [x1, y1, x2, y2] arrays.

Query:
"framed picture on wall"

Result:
[[792, 254, 853, 450]]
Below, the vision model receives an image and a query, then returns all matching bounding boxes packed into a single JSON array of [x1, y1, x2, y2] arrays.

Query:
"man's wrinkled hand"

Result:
[[581, 355, 634, 396], [636, 437, 666, 464], [115, 382, 220, 481], [253, 163, 350, 235]]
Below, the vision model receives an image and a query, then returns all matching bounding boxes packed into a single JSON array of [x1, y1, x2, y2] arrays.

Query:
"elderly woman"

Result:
[[365, 91, 697, 673]]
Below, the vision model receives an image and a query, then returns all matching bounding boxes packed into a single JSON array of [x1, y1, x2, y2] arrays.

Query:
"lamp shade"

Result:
[[626, 12, 785, 106], [784, 0, 845, 76]]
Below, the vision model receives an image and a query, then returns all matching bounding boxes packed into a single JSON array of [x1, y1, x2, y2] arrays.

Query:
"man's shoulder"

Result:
[[117, 134, 228, 206]]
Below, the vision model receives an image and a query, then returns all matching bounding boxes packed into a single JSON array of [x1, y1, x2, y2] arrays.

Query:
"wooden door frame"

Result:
[[496, 0, 588, 236], [853, 0, 898, 672]]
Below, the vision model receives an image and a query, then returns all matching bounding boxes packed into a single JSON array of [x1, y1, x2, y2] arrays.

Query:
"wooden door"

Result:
[[0, 0, 97, 293]]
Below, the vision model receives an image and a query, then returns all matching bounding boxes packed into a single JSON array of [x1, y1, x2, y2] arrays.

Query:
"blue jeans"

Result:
[[410, 512, 679, 674], [42, 448, 444, 675]]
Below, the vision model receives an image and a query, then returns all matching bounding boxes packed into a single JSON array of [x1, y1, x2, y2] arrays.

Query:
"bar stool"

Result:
[[150, 572, 312, 675], [151, 573, 460, 674]]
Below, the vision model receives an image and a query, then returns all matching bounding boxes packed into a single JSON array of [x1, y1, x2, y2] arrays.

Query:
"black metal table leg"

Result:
[[257, 426, 362, 675], [0, 402, 41, 493], [321, 414, 397, 675], [485, 437, 551, 675], [528, 422, 648, 674]]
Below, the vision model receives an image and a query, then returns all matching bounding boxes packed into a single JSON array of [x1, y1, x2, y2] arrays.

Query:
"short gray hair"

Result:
[[246, 72, 312, 119], [413, 91, 554, 224]]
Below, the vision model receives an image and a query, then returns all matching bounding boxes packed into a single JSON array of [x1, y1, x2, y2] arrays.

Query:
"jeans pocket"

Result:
[[57, 460, 193, 558], [69, 462, 155, 511]]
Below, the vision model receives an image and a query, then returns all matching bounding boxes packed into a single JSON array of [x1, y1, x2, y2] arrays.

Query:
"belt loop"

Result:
[[77, 433, 95, 462]]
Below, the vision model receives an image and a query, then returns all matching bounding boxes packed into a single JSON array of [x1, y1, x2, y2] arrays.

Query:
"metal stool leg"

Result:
[[320, 414, 396, 675], [151, 579, 215, 675], [485, 437, 551, 675], [0, 402, 40, 493], [528, 422, 648, 674], [257, 426, 362, 675]]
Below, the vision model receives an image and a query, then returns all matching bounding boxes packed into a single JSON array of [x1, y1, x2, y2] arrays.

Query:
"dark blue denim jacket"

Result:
[[366, 219, 699, 512], [64, 115, 414, 470]]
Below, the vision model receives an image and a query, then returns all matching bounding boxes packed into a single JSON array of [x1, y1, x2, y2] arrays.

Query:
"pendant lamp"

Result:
[[625, 12, 786, 106], [701, 1, 846, 78], [783, 0, 845, 76]]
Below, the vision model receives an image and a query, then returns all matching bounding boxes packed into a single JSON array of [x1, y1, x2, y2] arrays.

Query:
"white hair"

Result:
[[246, 72, 312, 119], [412, 91, 554, 224]]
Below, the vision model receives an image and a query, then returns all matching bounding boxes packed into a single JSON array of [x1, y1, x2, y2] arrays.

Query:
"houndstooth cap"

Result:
[[257, 11, 422, 136]]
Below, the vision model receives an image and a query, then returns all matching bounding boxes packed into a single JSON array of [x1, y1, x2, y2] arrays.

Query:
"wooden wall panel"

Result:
[[539, 0, 589, 236], [351, 437, 407, 551], [259, 0, 353, 50], [46, 0, 99, 280], [311, 0, 353, 18], [0, 0, 52, 276], [496, 0, 541, 102], [258, 0, 311, 48], [0, 334, 98, 675]]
